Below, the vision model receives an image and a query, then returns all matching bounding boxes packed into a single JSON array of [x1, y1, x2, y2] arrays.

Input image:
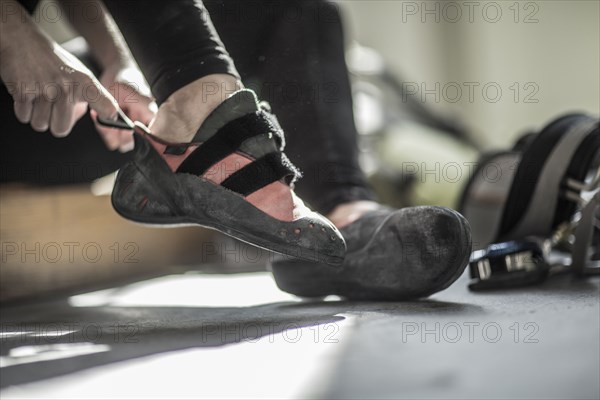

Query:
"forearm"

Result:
[[57, 0, 131, 70]]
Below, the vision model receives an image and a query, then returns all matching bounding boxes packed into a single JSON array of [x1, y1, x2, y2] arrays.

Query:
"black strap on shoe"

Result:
[[221, 152, 300, 196], [177, 111, 283, 175], [176, 110, 300, 197]]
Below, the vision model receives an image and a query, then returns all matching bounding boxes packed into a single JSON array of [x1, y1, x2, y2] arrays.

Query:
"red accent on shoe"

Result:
[[138, 129, 296, 222]]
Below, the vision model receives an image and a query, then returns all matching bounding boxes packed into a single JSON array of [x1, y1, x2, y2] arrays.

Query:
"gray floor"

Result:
[[0, 268, 598, 399]]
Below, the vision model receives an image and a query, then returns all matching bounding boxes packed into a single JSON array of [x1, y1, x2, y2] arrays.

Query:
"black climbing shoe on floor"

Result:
[[270, 206, 472, 300], [110, 90, 346, 265]]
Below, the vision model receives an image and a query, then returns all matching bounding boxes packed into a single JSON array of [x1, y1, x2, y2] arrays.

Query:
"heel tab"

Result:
[[193, 89, 261, 142]]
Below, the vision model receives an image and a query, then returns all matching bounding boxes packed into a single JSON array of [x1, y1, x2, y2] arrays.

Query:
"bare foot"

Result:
[[327, 201, 382, 229], [149, 74, 243, 142]]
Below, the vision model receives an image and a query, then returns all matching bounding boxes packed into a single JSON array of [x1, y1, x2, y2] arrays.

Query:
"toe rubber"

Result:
[[270, 206, 472, 300]]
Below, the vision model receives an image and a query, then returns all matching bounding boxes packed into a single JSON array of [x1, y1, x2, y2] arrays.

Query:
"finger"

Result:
[[30, 98, 52, 132], [102, 131, 121, 151], [14, 100, 33, 124], [50, 96, 75, 137], [81, 79, 120, 121], [90, 109, 121, 151], [118, 130, 134, 153], [72, 102, 88, 126], [119, 139, 135, 153], [131, 103, 156, 126]]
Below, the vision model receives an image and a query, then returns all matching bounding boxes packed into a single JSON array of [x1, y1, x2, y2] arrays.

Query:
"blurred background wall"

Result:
[[339, 0, 600, 149]]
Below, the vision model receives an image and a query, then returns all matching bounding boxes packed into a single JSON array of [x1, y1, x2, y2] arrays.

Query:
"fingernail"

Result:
[[33, 125, 49, 133], [53, 130, 70, 138]]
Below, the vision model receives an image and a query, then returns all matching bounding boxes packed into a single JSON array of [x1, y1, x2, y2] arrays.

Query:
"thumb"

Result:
[[85, 80, 120, 121]]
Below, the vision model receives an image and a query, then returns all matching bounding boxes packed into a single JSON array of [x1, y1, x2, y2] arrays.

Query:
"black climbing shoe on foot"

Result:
[[270, 206, 472, 300], [110, 90, 345, 265]]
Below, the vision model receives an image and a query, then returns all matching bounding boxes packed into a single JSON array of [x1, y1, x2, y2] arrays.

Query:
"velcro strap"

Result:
[[221, 152, 301, 197], [259, 107, 285, 150], [164, 145, 189, 155], [177, 111, 284, 176]]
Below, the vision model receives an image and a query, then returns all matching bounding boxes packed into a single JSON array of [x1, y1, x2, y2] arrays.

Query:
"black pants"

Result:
[[1, 0, 375, 214]]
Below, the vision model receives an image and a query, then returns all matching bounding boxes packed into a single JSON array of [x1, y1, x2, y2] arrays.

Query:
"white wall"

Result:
[[339, 0, 600, 149]]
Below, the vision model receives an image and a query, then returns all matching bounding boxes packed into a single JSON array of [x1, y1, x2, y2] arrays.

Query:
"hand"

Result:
[[94, 63, 156, 152], [0, 21, 120, 139]]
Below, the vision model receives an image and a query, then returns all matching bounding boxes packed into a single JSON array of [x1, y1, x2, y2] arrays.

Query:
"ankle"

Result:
[[327, 201, 381, 229], [149, 74, 243, 142]]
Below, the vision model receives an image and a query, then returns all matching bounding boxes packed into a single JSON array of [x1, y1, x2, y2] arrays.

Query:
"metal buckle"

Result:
[[468, 240, 550, 291], [561, 160, 599, 276]]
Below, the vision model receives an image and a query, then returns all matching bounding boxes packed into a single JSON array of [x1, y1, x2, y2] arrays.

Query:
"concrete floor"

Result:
[[0, 268, 598, 399]]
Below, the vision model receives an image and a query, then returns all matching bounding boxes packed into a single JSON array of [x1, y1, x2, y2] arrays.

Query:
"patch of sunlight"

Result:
[[0, 331, 34, 339], [69, 272, 300, 308], [0, 343, 110, 368]]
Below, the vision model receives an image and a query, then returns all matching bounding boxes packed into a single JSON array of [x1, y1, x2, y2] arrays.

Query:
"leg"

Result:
[[205, 0, 377, 219], [102, 0, 243, 142], [100, 0, 346, 263]]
